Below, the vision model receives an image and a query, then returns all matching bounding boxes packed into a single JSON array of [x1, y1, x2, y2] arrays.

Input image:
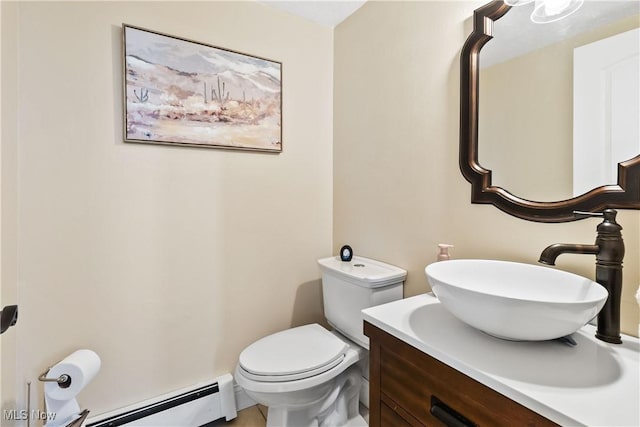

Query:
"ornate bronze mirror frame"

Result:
[[460, 0, 640, 223]]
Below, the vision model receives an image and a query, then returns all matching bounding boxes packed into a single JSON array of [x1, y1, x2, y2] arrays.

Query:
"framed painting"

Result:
[[123, 25, 282, 152]]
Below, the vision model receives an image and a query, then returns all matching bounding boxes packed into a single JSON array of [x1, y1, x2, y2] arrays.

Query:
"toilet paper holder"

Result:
[[38, 367, 72, 388]]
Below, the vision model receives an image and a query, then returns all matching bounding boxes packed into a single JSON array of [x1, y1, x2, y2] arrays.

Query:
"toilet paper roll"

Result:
[[44, 349, 101, 401]]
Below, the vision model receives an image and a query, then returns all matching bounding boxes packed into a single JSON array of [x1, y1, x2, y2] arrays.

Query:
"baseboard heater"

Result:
[[85, 374, 237, 427]]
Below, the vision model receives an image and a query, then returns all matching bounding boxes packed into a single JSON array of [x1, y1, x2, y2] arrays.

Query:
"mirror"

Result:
[[460, 1, 640, 222]]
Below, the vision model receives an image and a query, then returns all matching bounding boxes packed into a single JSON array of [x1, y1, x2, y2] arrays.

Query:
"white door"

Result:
[[573, 28, 639, 196]]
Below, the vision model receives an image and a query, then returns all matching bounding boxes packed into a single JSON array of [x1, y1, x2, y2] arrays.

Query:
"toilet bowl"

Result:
[[235, 324, 366, 427], [235, 256, 406, 427]]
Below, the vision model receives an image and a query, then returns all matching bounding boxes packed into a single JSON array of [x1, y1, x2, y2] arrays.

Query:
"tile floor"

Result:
[[212, 405, 267, 427], [212, 404, 369, 426]]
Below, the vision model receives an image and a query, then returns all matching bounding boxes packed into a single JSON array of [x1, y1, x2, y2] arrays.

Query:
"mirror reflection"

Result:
[[478, 1, 639, 202]]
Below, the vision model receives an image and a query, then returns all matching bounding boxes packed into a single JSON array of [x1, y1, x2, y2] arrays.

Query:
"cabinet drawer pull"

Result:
[[430, 396, 477, 427]]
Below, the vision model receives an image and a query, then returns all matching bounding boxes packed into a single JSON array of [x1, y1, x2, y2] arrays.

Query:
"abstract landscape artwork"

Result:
[[123, 25, 282, 152]]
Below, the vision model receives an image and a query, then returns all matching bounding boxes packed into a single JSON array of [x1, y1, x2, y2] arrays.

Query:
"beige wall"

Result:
[[2, 0, 332, 418], [480, 37, 573, 201], [1, 0, 19, 416], [334, 1, 638, 335]]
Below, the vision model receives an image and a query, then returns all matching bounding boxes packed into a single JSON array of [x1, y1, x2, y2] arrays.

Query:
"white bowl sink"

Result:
[[424, 259, 608, 341]]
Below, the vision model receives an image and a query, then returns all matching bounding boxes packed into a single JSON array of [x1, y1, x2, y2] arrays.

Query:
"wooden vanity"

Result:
[[365, 321, 556, 426], [362, 294, 640, 427]]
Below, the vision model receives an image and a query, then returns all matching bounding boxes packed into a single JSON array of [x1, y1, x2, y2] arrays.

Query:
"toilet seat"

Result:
[[239, 324, 348, 382]]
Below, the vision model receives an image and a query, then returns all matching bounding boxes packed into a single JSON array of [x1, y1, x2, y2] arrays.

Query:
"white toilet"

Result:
[[235, 256, 406, 427]]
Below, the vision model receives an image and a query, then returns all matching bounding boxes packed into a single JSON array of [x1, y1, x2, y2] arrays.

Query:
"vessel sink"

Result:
[[424, 259, 608, 341]]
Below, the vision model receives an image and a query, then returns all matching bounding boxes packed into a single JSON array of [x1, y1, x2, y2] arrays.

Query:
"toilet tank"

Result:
[[318, 256, 407, 349]]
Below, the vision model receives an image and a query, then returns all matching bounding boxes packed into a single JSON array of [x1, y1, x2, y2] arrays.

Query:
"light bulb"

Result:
[[504, 0, 534, 5], [542, 0, 571, 15], [531, 0, 584, 23]]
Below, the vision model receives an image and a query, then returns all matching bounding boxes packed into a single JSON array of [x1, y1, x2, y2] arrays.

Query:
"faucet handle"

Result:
[[573, 209, 617, 221], [574, 210, 622, 235]]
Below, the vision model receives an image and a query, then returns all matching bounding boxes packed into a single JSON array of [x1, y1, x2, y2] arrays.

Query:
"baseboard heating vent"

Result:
[[85, 374, 236, 427]]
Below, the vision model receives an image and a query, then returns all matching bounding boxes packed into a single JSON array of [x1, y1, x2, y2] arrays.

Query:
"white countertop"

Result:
[[362, 293, 640, 427]]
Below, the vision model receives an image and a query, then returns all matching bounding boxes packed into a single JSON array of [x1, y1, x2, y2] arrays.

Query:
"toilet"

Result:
[[235, 256, 406, 427]]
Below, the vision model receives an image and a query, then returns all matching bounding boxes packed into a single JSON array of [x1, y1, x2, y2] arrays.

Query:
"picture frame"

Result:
[[122, 25, 282, 153]]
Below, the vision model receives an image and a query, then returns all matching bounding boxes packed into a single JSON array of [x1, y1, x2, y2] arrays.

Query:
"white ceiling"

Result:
[[259, 0, 367, 27]]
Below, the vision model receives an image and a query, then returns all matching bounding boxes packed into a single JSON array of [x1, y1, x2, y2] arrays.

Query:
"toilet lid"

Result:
[[239, 324, 348, 381]]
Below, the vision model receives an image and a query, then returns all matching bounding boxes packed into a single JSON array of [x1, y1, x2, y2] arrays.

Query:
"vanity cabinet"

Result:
[[364, 321, 558, 427]]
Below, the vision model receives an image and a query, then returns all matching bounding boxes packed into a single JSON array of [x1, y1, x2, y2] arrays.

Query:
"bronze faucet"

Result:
[[538, 209, 624, 344]]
